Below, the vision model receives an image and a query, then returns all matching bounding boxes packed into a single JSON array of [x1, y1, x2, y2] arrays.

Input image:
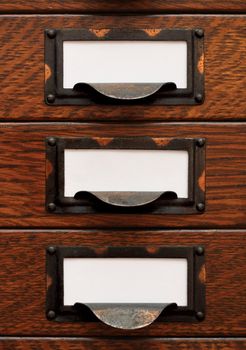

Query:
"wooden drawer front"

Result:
[[0, 123, 245, 229], [1, 1, 246, 13], [0, 15, 245, 121], [0, 230, 245, 336], [0, 338, 246, 350]]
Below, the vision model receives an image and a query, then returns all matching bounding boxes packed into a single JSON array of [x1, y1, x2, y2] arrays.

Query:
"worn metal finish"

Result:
[[46, 94, 55, 103], [47, 246, 56, 255], [196, 203, 205, 212], [47, 202, 56, 212], [47, 29, 56, 39], [47, 310, 56, 320], [47, 137, 56, 146], [45, 136, 206, 214], [87, 83, 166, 100], [90, 191, 164, 207], [46, 246, 205, 326], [44, 28, 204, 105], [81, 303, 176, 329], [196, 311, 205, 321], [195, 246, 205, 256]]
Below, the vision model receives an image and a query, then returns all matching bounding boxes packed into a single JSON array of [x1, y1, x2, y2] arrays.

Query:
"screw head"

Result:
[[195, 29, 204, 38], [46, 94, 55, 103], [48, 202, 56, 212], [47, 246, 56, 255], [196, 203, 205, 212], [195, 93, 203, 103], [196, 311, 205, 320], [196, 138, 205, 147], [47, 29, 56, 39], [47, 310, 56, 320], [47, 137, 56, 146], [195, 246, 205, 256]]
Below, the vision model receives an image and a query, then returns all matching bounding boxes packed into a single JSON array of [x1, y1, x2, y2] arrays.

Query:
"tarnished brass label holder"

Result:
[[45, 136, 206, 214], [46, 246, 205, 329], [44, 28, 204, 105]]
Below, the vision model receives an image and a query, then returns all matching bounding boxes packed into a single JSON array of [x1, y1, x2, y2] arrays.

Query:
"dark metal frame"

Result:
[[46, 136, 206, 214], [46, 245, 205, 323], [44, 28, 204, 105]]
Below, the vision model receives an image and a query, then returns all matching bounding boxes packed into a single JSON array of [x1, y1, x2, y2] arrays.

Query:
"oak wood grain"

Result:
[[0, 15, 245, 121], [0, 230, 245, 336], [0, 338, 246, 350], [0, 123, 245, 229], [0, 0, 245, 14]]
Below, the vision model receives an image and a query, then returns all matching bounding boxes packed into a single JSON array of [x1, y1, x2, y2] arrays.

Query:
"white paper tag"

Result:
[[63, 258, 188, 305], [64, 149, 189, 198], [63, 41, 187, 88]]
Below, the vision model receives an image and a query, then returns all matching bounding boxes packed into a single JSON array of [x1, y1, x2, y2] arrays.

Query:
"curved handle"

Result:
[[73, 82, 177, 100], [74, 191, 178, 207], [74, 303, 177, 329]]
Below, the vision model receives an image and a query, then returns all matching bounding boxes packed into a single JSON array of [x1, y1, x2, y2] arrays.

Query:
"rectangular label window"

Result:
[[46, 137, 205, 214], [64, 149, 189, 198], [63, 41, 187, 88], [64, 257, 188, 305]]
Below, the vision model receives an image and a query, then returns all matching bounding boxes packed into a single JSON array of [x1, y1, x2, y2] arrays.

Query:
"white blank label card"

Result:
[[63, 41, 187, 88], [64, 149, 189, 198], [63, 258, 188, 305]]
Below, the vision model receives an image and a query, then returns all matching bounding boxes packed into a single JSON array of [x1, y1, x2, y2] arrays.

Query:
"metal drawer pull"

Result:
[[72, 82, 177, 100], [74, 191, 178, 207], [74, 302, 177, 329]]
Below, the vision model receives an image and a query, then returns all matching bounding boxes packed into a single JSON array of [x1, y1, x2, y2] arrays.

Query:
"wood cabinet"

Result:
[[0, 1, 245, 348]]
